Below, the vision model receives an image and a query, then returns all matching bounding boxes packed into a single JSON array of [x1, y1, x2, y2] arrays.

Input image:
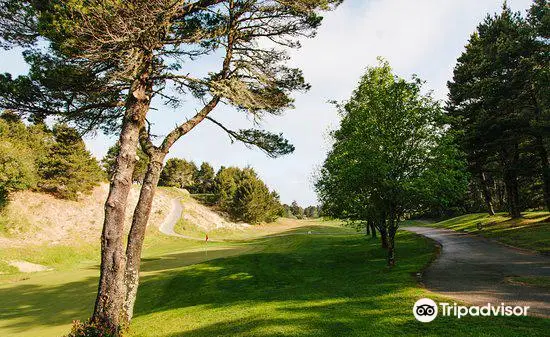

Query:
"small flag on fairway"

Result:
[[205, 234, 209, 242]]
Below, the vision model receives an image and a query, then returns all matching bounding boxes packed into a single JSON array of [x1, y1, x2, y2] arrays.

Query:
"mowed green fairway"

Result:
[[1, 221, 549, 337]]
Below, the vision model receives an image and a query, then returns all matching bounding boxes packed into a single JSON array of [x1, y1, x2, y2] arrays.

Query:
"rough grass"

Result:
[[405, 212, 550, 254], [1, 221, 548, 337], [507, 276, 550, 289]]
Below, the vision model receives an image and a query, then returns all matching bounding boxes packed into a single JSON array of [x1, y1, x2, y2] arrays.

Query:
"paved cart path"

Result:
[[405, 226, 550, 317]]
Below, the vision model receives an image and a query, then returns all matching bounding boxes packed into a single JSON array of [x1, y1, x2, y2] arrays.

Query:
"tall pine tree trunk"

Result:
[[121, 96, 219, 325], [123, 151, 165, 323], [501, 145, 522, 219], [536, 136, 550, 211], [479, 172, 495, 216], [93, 65, 152, 330]]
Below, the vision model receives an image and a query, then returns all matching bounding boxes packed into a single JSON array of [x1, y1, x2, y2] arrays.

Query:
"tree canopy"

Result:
[[447, 3, 549, 217], [316, 60, 468, 265]]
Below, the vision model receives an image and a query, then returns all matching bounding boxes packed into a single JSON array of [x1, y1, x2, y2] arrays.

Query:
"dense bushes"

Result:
[[0, 111, 104, 204]]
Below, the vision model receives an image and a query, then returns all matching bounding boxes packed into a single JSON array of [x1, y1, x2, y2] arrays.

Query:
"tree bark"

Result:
[[536, 136, 550, 211], [370, 221, 377, 239], [92, 66, 152, 330], [365, 220, 371, 236], [378, 220, 388, 250], [387, 215, 398, 267], [123, 151, 165, 324], [504, 168, 522, 219], [479, 172, 495, 216]]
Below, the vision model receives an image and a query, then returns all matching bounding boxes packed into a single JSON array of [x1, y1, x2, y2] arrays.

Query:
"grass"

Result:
[[1, 220, 548, 337], [0, 206, 34, 236], [507, 276, 550, 289], [405, 212, 550, 254]]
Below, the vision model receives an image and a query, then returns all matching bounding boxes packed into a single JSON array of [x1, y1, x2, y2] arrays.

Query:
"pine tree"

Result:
[[158, 159, 198, 189], [38, 124, 104, 200], [195, 162, 215, 194]]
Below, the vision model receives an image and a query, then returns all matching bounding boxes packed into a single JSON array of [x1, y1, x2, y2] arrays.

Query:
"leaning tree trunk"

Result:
[[93, 68, 152, 330], [124, 151, 166, 323], [121, 95, 220, 325], [536, 136, 550, 211], [479, 172, 495, 216]]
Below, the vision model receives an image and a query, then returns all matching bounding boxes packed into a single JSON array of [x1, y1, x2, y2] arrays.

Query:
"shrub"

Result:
[[66, 319, 122, 337]]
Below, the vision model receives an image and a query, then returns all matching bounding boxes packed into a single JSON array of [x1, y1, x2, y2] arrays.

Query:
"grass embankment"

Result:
[[0, 186, 181, 278], [1, 220, 548, 337], [407, 212, 550, 254]]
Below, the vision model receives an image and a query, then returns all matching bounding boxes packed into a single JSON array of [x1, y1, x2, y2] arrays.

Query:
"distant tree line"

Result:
[[282, 201, 322, 219], [104, 150, 285, 225], [0, 111, 104, 206], [447, 1, 549, 218]]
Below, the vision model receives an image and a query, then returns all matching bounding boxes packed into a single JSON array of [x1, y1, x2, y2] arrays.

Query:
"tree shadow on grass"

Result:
[[2, 227, 546, 337], [0, 226, 353, 334]]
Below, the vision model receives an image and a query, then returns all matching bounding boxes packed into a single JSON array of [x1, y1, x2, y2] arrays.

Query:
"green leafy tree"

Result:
[[317, 60, 467, 266], [0, 136, 37, 207], [159, 159, 198, 190], [0, 111, 49, 206], [214, 166, 283, 223], [290, 201, 304, 219], [38, 125, 104, 200], [304, 206, 320, 218], [214, 167, 241, 211]]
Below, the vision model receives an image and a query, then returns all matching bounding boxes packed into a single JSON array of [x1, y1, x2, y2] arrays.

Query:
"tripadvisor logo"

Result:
[[413, 298, 438, 322], [413, 298, 530, 323]]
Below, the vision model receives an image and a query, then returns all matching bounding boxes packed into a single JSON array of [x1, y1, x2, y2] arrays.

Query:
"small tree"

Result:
[[38, 125, 104, 200], [0, 113, 38, 206], [290, 201, 304, 219], [214, 166, 282, 223], [158, 159, 198, 190]]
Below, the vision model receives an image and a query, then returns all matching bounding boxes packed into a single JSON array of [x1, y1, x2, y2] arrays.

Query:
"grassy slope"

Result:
[[405, 212, 550, 254], [1, 221, 548, 337]]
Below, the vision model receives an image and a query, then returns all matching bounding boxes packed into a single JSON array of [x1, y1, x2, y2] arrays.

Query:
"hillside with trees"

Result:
[[0, 111, 104, 206]]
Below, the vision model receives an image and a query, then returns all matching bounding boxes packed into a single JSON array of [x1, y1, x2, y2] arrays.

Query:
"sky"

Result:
[[0, 0, 534, 206]]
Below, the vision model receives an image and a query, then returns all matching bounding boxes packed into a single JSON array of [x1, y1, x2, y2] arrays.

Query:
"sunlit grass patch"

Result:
[[407, 212, 550, 254]]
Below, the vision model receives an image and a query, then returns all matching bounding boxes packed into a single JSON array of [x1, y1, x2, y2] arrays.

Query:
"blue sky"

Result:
[[0, 0, 534, 206]]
